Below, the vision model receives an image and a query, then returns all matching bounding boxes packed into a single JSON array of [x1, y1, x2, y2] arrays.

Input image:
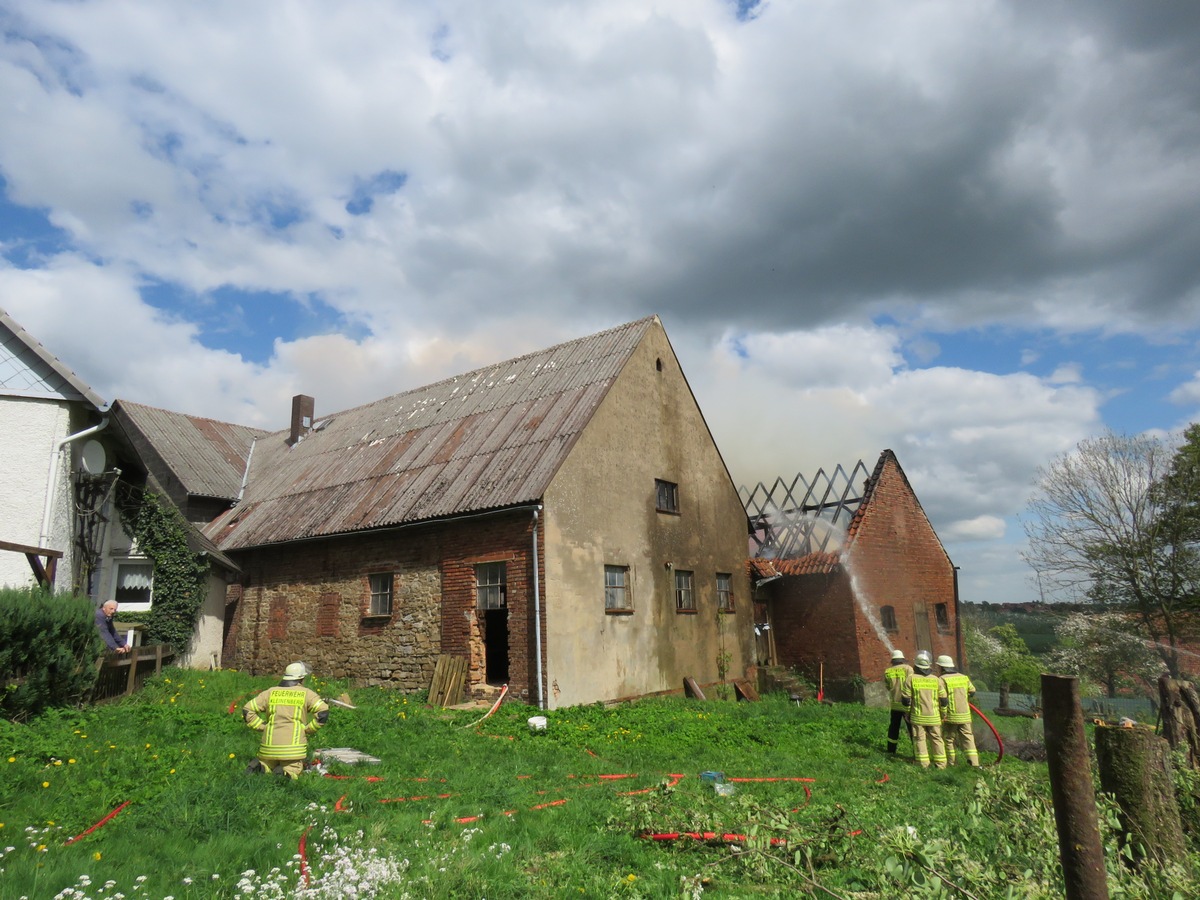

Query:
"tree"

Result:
[[963, 622, 1041, 693], [1023, 430, 1200, 677], [1046, 611, 1164, 697]]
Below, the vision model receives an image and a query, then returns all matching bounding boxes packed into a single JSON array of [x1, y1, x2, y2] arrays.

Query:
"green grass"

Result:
[[0, 668, 1195, 898]]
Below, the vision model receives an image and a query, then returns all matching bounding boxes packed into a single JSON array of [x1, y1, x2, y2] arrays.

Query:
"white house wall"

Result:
[[541, 323, 754, 708], [0, 395, 82, 591]]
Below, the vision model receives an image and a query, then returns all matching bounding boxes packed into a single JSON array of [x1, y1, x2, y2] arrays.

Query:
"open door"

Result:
[[476, 562, 510, 685]]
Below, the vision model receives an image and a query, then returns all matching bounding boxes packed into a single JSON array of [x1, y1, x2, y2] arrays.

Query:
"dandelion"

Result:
[[68, 759, 75, 764], [53, 760, 62, 766], [170, 768, 176, 774], [93, 852, 102, 861], [6, 757, 13, 763], [627, 874, 637, 882], [229, 753, 236, 759], [41, 782, 49, 788]]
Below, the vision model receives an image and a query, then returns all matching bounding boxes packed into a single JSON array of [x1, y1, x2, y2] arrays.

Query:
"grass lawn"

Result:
[[0, 668, 1195, 898]]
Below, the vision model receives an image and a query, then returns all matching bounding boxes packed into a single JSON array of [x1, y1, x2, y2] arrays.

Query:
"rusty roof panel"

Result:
[[116, 400, 267, 500], [207, 317, 657, 550]]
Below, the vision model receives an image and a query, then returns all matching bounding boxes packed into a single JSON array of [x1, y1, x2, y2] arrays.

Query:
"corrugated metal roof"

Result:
[[207, 316, 657, 551], [115, 400, 268, 501]]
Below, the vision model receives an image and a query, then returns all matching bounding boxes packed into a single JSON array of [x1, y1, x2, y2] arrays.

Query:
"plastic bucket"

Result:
[[528, 715, 548, 732], [699, 770, 724, 784]]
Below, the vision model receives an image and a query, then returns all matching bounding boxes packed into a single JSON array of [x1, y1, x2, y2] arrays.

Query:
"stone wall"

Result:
[[225, 510, 541, 698]]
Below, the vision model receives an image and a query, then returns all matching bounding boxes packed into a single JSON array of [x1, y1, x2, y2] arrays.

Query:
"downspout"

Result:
[[953, 565, 964, 668], [40, 416, 110, 549], [532, 506, 544, 710]]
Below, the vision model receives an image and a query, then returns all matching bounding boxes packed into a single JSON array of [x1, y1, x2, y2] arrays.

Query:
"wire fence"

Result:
[[972, 690, 1157, 722]]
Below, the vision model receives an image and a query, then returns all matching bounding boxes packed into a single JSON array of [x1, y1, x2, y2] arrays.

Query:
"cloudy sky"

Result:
[[3, 0, 1200, 608]]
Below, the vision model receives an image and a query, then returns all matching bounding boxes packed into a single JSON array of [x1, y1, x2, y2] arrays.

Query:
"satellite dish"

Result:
[[80, 439, 107, 475]]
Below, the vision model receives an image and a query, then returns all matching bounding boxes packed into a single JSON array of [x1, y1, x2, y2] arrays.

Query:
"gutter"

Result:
[[39, 416, 110, 550]]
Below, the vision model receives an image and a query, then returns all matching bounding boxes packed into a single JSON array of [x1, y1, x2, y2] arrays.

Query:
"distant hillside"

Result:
[[960, 602, 1089, 656]]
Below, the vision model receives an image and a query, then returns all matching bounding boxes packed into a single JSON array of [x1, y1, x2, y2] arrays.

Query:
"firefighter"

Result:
[[243, 662, 330, 779], [937, 655, 980, 766], [883, 649, 914, 754], [901, 651, 947, 768]]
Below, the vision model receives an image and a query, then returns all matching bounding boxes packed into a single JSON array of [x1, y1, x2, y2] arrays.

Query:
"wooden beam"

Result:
[[0, 540, 64, 589]]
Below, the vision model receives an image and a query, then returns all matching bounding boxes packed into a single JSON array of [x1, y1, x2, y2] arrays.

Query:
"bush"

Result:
[[0, 587, 101, 721]]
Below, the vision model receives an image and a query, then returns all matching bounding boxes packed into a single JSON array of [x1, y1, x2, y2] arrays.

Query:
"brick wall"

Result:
[[764, 455, 960, 686], [226, 510, 544, 699]]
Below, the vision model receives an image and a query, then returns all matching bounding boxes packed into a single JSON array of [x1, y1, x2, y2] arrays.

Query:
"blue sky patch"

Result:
[[346, 170, 408, 216], [139, 281, 367, 364], [0, 180, 70, 266]]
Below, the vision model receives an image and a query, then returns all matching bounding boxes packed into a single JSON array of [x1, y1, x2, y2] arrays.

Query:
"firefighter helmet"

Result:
[[890, 649, 906, 662], [914, 651, 932, 669], [283, 662, 309, 680], [936, 655, 955, 669]]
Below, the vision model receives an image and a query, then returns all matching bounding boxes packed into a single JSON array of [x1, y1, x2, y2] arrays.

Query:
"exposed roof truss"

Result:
[[740, 460, 872, 558]]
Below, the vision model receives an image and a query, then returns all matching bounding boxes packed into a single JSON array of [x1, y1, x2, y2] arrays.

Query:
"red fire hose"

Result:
[[970, 702, 1004, 764]]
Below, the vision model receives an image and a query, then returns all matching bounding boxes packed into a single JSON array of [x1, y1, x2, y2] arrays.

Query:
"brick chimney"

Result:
[[289, 394, 315, 446]]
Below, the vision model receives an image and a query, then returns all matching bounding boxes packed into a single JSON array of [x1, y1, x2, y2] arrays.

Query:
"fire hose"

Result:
[[970, 702, 1004, 764]]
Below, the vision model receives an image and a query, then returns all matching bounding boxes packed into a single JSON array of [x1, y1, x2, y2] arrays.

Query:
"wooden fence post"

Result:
[[1042, 674, 1109, 900]]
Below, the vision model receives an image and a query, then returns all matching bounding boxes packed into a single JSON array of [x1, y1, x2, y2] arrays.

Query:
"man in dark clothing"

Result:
[[95, 600, 130, 654]]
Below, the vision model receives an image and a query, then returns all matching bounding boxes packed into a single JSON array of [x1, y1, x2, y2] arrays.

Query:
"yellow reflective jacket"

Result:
[[940, 672, 976, 724], [884, 663, 914, 711], [902, 671, 946, 726], [243, 685, 329, 761]]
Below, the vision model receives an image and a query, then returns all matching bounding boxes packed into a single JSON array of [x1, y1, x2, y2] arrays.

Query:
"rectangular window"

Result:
[[605, 565, 631, 612], [112, 561, 154, 611], [881, 605, 898, 632], [368, 573, 394, 616], [674, 569, 695, 612], [716, 573, 733, 612], [655, 479, 679, 514], [476, 562, 507, 610]]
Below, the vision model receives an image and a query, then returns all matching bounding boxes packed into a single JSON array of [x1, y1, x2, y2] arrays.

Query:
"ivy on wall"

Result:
[[116, 485, 209, 653]]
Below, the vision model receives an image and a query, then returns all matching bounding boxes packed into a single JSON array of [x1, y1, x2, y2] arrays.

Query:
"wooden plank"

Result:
[[733, 679, 760, 702], [0, 539, 64, 557], [683, 676, 707, 701], [429, 655, 468, 708]]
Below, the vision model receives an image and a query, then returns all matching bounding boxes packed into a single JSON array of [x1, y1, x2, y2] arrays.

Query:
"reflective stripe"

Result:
[[941, 674, 975, 723]]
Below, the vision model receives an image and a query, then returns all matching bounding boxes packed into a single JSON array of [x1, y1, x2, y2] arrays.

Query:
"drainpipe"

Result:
[[40, 416, 110, 549], [953, 565, 964, 668], [532, 506, 544, 710]]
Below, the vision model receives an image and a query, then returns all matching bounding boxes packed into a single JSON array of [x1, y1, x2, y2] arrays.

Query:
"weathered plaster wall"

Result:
[[541, 322, 753, 708], [0, 396, 78, 590], [179, 571, 229, 669]]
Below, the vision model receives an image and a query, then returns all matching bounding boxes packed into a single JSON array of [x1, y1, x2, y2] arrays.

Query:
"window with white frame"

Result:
[[674, 569, 695, 612], [716, 573, 733, 612], [476, 562, 507, 610], [368, 573, 394, 616], [605, 565, 631, 612], [112, 561, 154, 611]]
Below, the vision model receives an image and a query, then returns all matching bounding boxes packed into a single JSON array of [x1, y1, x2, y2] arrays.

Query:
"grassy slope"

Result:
[[0, 669, 1195, 899]]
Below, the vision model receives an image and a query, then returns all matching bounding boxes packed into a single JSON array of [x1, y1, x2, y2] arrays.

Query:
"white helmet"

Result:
[[936, 655, 955, 669], [283, 662, 309, 680], [890, 649, 906, 662], [914, 651, 932, 669]]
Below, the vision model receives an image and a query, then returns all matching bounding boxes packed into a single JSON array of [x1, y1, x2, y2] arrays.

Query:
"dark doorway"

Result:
[[483, 609, 509, 684]]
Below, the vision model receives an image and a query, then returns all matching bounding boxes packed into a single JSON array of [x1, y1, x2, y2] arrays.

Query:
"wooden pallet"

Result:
[[429, 655, 468, 708]]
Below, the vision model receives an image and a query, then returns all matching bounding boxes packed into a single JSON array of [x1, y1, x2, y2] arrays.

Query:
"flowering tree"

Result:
[[962, 622, 1041, 693], [1023, 430, 1200, 677], [1046, 612, 1164, 697]]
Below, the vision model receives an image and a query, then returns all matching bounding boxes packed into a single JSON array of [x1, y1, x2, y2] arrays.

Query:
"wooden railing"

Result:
[[93, 644, 175, 703]]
